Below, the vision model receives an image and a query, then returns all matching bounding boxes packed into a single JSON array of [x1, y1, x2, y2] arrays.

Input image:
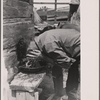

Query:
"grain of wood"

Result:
[[3, 1, 33, 18], [16, 91, 26, 100], [10, 72, 46, 92], [10, 90, 16, 100], [34, 92, 39, 100], [25, 92, 35, 100]]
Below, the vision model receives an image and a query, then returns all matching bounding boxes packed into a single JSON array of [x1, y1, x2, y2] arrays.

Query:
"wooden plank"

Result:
[[6, 0, 13, 6], [3, 18, 32, 24], [17, 6, 32, 18], [13, 1, 30, 7], [3, 21, 35, 49], [16, 91, 26, 100], [10, 72, 46, 92], [3, 87, 10, 100], [3, 50, 18, 69], [15, 91, 39, 100], [3, 20, 32, 38], [3, 0, 33, 18], [10, 90, 17, 100], [54, 0, 57, 22], [34, 92, 39, 100], [5, 89, 17, 100], [3, 6, 32, 18], [3, 6, 19, 18], [33, 2, 70, 5], [25, 92, 35, 100]]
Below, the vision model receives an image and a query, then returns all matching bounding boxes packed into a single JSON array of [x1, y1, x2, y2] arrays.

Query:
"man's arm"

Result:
[[44, 41, 76, 69]]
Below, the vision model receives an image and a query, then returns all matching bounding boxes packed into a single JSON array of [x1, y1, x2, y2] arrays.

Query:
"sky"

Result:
[[33, 0, 71, 9]]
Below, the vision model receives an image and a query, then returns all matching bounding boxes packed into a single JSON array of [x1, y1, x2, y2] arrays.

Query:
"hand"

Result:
[[70, 58, 76, 65]]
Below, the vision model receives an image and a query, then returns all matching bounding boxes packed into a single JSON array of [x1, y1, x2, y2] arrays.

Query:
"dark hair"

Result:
[[16, 38, 27, 62]]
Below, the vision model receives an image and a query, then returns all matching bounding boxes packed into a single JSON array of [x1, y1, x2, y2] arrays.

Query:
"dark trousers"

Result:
[[66, 61, 80, 100], [52, 60, 80, 100], [52, 65, 63, 96]]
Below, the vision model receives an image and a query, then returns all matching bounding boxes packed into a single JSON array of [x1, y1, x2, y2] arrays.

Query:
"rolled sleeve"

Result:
[[27, 41, 38, 51], [44, 41, 72, 69]]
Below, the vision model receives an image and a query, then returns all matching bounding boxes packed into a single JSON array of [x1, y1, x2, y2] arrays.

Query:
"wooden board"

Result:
[[13, 90, 38, 100], [3, 18, 32, 24], [3, 21, 35, 49], [3, 1, 33, 18], [3, 50, 18, 69], [16, 91, 26, 100], [25, 91, 35, 100], [10, 72, 46, 92]]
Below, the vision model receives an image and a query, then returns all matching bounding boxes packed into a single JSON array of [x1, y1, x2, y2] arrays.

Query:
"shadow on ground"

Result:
[[39, 74, 54, 100]]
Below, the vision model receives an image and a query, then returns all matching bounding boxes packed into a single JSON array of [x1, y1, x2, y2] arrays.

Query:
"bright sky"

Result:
[[34, 0, 71, 9]]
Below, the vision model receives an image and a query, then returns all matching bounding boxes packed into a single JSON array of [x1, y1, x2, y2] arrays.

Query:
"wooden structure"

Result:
[[33, 0, 70, 22], [9, 72, 46, 100], [3, 0, 37, 100], [3, 0, 35, 71]]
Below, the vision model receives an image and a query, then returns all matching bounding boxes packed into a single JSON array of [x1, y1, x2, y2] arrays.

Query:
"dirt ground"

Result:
[[39, 69, 68, 100], [38, 69, 80, 100], [39, 74, 55, 100]]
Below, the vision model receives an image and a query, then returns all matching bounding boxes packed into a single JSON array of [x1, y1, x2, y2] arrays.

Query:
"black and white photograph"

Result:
[[2, 0, 99, 100]]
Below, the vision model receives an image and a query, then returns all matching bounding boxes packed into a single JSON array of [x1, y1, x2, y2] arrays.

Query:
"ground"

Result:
[[39, 69, 68, 100], [39, 74, 54, 100]]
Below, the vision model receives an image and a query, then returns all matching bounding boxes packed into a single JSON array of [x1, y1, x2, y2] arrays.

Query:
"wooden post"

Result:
[[16, 91, 36, 100], [8, 90, 39, 100], [33, 0, 34, 7], [54, 0, 57, 23]]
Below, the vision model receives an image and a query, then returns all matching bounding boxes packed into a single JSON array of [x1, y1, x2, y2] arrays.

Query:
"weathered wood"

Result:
[[6, 0, 14, 6], [3, 20, 32, 38], [6, 89, 40, 100], [3, 3, 38, 100], [3, 6, 32, 18], [25, 91, 35, 100], [16, 91, 26, 100], [3, 18, 32, 24], [17, 6, 32, 18], [14, 90, 39, 100], [12, 1, 30, 7], [3, 21, 35, 49], [33, 2, 70, 5], [10, 72, 46, 92], [3, 0, 33, 18], [3, 6, 19, 18], [9, 90, 16, 100], [3, 50, 18, 69], [3, 21, 35, 69], [34, 92, 39, 100], [4, 88, 17, 100]]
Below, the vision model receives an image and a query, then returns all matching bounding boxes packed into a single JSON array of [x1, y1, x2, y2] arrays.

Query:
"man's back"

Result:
[[36, 29, 80, 58]]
